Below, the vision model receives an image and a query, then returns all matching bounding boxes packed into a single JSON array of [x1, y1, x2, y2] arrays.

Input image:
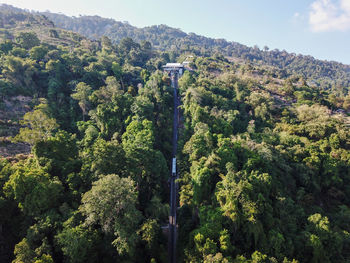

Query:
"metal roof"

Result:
[[163, 63, 183, 68]]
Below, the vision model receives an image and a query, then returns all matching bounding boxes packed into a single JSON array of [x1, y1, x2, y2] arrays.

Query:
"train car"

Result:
[[172, 157, 176, 176]]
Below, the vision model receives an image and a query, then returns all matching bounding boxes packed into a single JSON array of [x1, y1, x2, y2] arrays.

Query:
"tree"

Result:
[[14, 105, 59, 146], [122, 118, 168, 204], [0, 40, 13, 54], [71, 82, 92, 121], [179, 70, 195, 91], [183, 122, 213, 162], [16, 32, 40, 50], [2, 55, 37, 93], [49, 29, 59, 38], [342, 95, 350, 111], [56, 224, 99, 263], [112, 62, 125, 90], [10, 47, 28, 58], [101, 36, 113, 51], [4, 166, 63, 217], [91, 76, 122, 104], [12, 237, 54, 263], [119, 37, 139, 56], [32, 130, 80, 179], [88, 76, 133, 139], [13, 238, 35, 263], [29, 45, 48, 61], [80, 174, 142, 256], [141, 69, 150, 83], [84, 138, 126, 177], [122, 118, 155, 156], [138, 219, 161, 256]]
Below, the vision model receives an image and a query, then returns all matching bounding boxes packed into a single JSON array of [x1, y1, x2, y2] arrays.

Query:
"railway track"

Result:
[[169, 72, 180, 263]]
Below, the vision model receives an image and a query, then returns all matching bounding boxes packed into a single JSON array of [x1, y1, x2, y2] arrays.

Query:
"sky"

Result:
[[1, 0, 350, 64]]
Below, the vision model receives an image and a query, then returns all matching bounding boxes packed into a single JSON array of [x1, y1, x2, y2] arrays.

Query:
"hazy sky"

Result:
[[1, 0, 350, 64]]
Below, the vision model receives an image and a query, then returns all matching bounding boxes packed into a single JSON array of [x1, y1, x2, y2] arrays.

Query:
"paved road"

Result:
[[169, 73, 179, 263]]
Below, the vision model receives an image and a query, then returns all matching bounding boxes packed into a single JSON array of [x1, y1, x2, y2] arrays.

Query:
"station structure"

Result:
[[162, 63, 184, 76]]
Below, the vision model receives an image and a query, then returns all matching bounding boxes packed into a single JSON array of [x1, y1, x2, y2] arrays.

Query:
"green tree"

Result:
[[112, 62, 125, 90], [56, 224, 98, 263], [29, 45, 48, 61], [32, 130, 80, 179], [80, 174, 142, 256], [13, 238, 35, 263], [122, 118, 168, 204], [71, 82, 92, 121], [2, 55, 37, 93], [138, 219, 163, 258], [16, 32, 40, 50], [4, 166, 63, 217], [0, 40, 13, 54], [14, 105, 59, 146]]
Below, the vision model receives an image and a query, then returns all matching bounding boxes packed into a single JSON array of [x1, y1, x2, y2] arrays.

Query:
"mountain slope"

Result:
[[0, 4, 84, 47], [0, 4, 350, 263], [39, 10, 350, 93], [0, 4, 349, 92]]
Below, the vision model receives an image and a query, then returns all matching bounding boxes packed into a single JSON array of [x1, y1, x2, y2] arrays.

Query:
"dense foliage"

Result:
[[0, 5, 349, 263], [0, 27, 174, 262], [37, 8, 350, 92], [0, 4, 83, 48], [2, 4, 350, 91], [176, 59, 350, 262]]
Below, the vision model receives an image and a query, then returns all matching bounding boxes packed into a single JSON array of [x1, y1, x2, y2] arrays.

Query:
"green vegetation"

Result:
[[176, 58, 350, 262], [0, 5, 349, 263], [0, 24, 172, 262], [0, 4, 83, 47], [37, 7, 350, 93]]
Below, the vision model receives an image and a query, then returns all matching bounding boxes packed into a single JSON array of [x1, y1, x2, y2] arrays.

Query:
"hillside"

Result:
[[0, 4, 84, 47], [0, 4, 349, 263], [1, 4, 349, 93], [37, 9, 350, 93], [0, 5, 95, 157]]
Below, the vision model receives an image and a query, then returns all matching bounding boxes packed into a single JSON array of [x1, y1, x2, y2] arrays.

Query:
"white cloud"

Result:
[[309, 0, 350, 32]]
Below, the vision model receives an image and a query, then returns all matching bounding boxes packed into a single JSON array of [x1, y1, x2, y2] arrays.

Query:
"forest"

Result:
[[2, 4, 350, 92], [38, 7, 350, 93], [0, 5, 350, 263]]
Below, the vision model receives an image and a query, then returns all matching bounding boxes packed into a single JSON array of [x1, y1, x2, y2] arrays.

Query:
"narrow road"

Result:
[[169, 72, 179, 263]]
